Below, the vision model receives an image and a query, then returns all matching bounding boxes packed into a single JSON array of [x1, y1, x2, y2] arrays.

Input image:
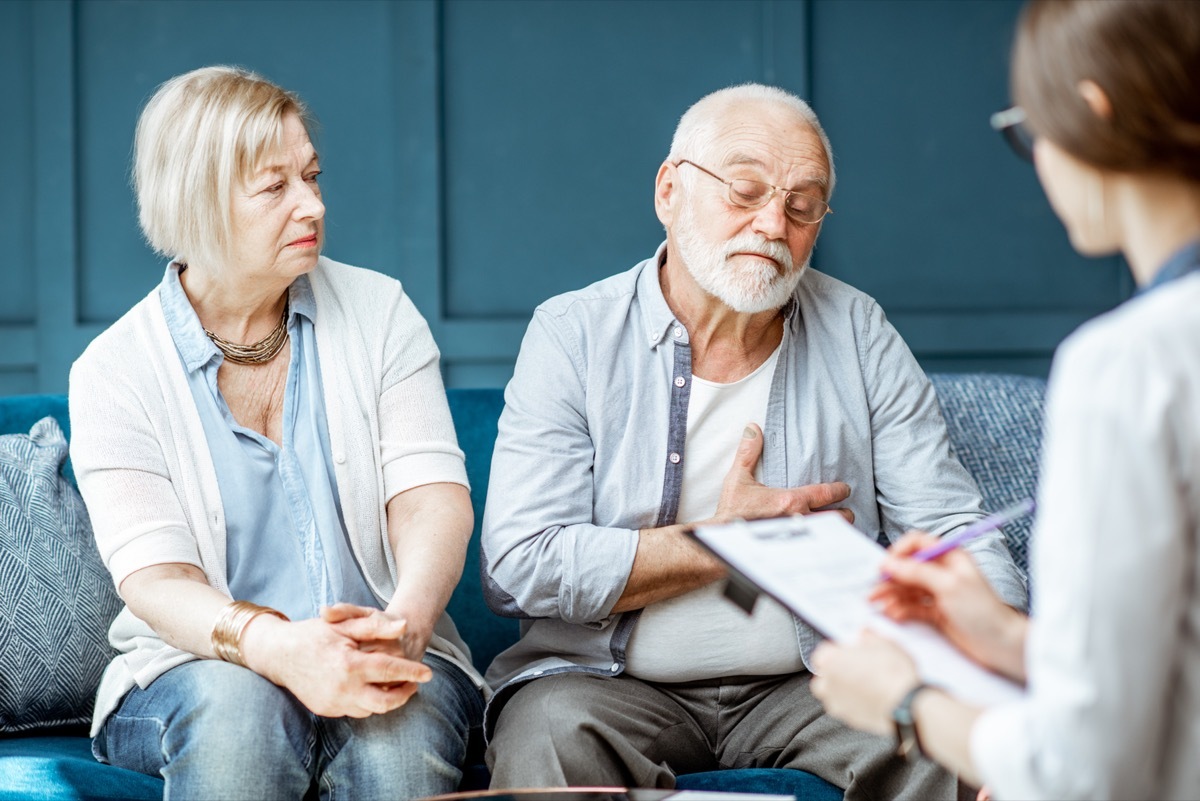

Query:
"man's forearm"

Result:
[[610, 524, 726, 612]]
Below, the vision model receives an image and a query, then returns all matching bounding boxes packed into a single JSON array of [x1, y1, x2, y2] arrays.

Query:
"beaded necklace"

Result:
[[204, 299, 290, 365]]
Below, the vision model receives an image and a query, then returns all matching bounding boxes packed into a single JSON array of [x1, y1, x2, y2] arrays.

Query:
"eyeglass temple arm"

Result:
[[990, 106, 1027, 132]]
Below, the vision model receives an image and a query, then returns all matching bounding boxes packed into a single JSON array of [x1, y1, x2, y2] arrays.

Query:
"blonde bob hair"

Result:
[[133, 65, 315, 271]]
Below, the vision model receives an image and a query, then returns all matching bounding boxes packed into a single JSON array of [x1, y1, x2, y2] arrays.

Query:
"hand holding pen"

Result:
[[870, 500, 1036, 683], [883, 498, 1036, 578]]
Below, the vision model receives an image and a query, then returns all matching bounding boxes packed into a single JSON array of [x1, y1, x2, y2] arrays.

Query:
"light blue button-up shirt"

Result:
[[159, 265, 380, 622], [480, 242, 1028, 727]]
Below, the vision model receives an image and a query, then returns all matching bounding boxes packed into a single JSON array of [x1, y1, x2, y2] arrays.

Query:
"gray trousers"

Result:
[[486, 671, 962, 801]]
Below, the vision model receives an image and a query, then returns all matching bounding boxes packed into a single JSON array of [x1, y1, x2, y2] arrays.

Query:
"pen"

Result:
[[893, 497, 1036, 569]]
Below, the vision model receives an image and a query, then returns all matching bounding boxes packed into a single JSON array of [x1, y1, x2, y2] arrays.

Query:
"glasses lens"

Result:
[[785, 193, 828, 224], [727, 178, 772, 208]]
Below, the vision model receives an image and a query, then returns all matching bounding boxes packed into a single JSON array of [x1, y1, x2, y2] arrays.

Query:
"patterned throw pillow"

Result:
[[0, 417, 121, 733]]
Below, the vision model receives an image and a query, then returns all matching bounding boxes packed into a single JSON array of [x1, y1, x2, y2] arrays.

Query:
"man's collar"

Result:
[[638, 242, 687, 348]]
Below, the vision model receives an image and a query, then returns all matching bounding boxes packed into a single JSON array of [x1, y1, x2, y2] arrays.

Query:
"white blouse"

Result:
[[70, 257, 483, 735], [971, 273, 1200, 800]]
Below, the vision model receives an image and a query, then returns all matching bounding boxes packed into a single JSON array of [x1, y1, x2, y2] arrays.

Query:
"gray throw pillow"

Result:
[[0, 417, 121, 732]]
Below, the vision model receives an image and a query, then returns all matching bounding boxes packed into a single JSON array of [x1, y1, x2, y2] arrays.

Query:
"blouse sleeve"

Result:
[[68, 348, 205, 588], [376, 285, 468, 502]]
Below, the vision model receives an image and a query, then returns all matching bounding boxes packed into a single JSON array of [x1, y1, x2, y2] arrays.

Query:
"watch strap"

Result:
[[892, 682, 931, 761]]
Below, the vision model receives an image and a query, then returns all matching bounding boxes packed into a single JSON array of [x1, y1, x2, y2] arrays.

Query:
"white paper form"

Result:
[[691, 512, 1024, 707]]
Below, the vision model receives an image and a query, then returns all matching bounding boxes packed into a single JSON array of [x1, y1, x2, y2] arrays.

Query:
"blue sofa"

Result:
[[0, 374, 1046, 801]]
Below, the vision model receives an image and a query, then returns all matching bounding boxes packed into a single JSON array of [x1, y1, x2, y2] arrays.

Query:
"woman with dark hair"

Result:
[[809, 1, 1200, 798]]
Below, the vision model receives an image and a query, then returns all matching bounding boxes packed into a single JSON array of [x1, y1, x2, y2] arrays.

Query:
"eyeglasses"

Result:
[[675, 159, 832, 224], [990, 106, 1035, 162]]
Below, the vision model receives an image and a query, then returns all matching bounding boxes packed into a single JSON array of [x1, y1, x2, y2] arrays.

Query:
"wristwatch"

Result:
[[892, 683, 931, 761]]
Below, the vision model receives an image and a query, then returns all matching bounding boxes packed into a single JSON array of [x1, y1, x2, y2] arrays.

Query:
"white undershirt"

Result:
[[625, 343, 805, 682]]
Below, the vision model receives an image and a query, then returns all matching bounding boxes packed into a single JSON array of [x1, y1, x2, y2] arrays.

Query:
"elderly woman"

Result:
[[69, 66, 484, 799], [811, 1, 1200, 799]]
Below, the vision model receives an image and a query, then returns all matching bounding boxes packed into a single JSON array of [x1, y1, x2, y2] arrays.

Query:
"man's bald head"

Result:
[[667, 84, 836, 199]]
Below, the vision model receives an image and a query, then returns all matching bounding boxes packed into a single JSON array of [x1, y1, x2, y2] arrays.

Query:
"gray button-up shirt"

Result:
[[481, 242, 1027, 732]]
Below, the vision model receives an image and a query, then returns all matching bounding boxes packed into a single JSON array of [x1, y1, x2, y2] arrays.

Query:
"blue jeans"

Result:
[[94, 654, 483, 801]]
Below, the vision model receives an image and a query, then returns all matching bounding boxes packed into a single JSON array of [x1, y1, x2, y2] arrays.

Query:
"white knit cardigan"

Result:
[[69, 257, 483, 735]]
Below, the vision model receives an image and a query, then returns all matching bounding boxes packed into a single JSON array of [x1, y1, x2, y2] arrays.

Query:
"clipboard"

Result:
[[686, 512, 1025, 707]]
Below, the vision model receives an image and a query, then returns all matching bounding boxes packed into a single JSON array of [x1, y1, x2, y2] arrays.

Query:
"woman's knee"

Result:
[[340, 661, 478, 763], [167, 661, 307, 732], [147, 662, 310, 762], [320, 660, 481, 797], [103, 661, 316, 793]]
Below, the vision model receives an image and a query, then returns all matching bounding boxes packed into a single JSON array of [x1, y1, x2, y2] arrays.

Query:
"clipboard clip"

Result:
[[687, 517, 808, 614], [722, 567, 761, 615]]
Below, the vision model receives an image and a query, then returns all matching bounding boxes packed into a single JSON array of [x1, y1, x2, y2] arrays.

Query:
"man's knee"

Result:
[[488, 673, 688, 789], [492, 674, 614, 753]]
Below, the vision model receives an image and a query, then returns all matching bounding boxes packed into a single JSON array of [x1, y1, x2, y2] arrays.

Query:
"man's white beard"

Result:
[[674, 202, 809, 314]]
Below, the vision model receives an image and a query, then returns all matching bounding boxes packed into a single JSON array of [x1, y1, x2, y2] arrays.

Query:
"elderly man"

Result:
[[480, 84, 1026, 800]]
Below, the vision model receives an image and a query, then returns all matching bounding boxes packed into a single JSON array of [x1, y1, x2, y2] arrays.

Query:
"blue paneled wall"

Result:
[[0, 0, 1129, 395]]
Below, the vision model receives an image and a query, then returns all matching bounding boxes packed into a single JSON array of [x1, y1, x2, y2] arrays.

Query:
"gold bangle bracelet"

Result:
[[210, 600, 289, 668]]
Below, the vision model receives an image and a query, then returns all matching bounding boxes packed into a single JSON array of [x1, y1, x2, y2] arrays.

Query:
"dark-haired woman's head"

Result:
[[1009, 0, 1200, 265], [1012, 0, 1200, 182]]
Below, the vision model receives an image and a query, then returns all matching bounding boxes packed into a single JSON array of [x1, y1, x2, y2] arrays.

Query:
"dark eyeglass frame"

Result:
[[674, 159, 832, 225], [990, 106, 1035, 163]]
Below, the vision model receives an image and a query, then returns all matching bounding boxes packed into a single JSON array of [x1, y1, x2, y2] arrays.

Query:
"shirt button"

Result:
[[334, 453, 346, 464], [669, 452, 681, 464], [674, 376, 685, 388], [673, 327, 683, 338], [610, 663, 620, 673]]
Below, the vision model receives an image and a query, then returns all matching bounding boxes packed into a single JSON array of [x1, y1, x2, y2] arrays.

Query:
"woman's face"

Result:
[[227, 112, 325, 282], [1033, 137, 1119, 256]]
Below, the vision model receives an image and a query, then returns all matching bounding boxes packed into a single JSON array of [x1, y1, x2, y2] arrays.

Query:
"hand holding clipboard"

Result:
[[688, 512, 1026, 707]]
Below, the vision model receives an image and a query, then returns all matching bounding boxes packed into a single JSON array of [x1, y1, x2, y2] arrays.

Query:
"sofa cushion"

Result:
[[0, 736, 162, 801], [676, 767, 843, 800], [0, 395, 72, 482], [0, 395, 70, 441], [446, 388, 519, 673], [0, 418, 121, 733], [929, 373, 1047, 577]]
